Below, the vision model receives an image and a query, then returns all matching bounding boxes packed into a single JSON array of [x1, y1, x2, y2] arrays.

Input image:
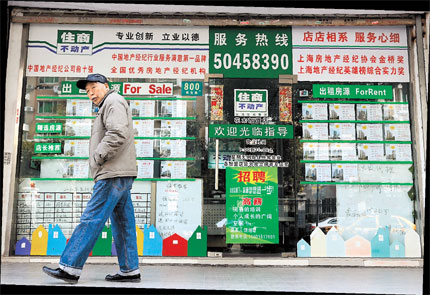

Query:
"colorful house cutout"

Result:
[[326, 227, 345, 257], [345, 235, 371, 257], [143, 224, 162, 256], [162, 233, 188, 257], [297, 239, 311, 257], [390, 240, 405, 258], [404, 229, 421, 257], [46, 224, 67, 256], [187, 225, 207, 257], [371, 227, 390, 258], [30, 225, 48, 256], [92, 225, 112, 256], [15, 237, 31, 255], [136, 225, 144, 256], [310, 227, 327, 257]]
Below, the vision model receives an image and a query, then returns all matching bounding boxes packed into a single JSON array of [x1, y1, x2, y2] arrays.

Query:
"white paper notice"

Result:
[[305, 163, 331, 181], [384, 124, 411, 141], [135, 140, 153, 157], [160, 161, 187, 179], [161, 120, 187, 137], [130, 101, 155, 117], [329, 123, 356, 140], [329, 143, 357, 160], [357, 143, 385, 160], [137, 160, 154, 178], [356, 124, 383, 141], [385, 144, 412, 161], [302, 123, 328, 140], [161, 140, 186, 158], [329, 104, 355, 120], [302, 103, 327, 120], [356, 104, 383, 121]]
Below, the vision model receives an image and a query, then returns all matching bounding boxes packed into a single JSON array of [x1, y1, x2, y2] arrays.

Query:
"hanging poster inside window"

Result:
[[226, 167, 279, 244]]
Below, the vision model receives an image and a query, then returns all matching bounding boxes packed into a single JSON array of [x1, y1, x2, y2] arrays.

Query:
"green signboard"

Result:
[[209, 124, 293, 139], [34, 143, 62, 154], [35, 123, 63, 133], [226, 167, 279, 244], [60, 81, 123, 95], [313, 84, 393, 99], [181, 81, 203, 96], [209, 27, 292, 78]]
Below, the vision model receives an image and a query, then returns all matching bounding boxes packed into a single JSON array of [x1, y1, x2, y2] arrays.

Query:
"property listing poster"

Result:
[[40, 159, 89, 178], [137, 160, 154, 178], [63, 140, 89, 157], [130, 101, 155, 117], [160, 140, 186, 158], [384, 124, 411, 141], [160, 161, 186, 178], [356, 124, 383, 141], [356, 104, 383, 121], [279, 86, 292, 122], [303, 142, 329, 160], [135, 140, 153, 157], [385, 144, 412, 161], [357, 143, 385, 160], [331, 163, 358, 182], [66, 100, 93, 116], [133, 120, 154, 137], [329, 143, 357, 160], [329, 123, 356, 140], [302, 103, 327, 120], [383, 104, 409, 121], [161, 120, 187, 137], [329, 104, 355, 120], [65, 119, 92, 136], [302, 123, 328, 140], [305, 163, 331, 181], [226, 167, 279, 244]]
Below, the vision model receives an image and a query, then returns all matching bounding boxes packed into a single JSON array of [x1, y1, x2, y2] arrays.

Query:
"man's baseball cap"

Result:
[[76, 74, 109, 89]]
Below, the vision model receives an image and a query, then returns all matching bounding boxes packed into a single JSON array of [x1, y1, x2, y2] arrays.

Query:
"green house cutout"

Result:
[[92, 225, 112, 256], [187, 225, 207, 257]]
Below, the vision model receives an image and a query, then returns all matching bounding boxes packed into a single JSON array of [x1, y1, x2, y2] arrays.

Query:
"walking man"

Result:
[[43, 73, 140, 283]]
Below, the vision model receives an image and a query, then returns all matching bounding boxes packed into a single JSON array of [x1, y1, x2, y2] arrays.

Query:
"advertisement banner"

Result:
[[27, 24, 209, 78], [292, 26, 409, 82], [226, 167, 279, 244], [234, 89, 268, 117], [209, 27, 292, 78], [209, 124, 293, 139]]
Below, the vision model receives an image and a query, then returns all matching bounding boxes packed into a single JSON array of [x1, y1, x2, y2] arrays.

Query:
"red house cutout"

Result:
[[162, 233, 187, 257]]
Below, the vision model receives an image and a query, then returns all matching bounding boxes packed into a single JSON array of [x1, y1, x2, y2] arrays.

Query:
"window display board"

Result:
[[155, 180, 202, 240]]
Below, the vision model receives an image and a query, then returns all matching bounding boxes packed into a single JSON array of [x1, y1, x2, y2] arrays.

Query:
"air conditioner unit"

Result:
[[24, 106, 34, 112]]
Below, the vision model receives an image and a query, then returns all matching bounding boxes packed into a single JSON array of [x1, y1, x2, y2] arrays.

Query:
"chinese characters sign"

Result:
[[234, 89, 268, 117], [35, 123, 63, 133], [226, 167, 279, 244], [210, 27, 292, 78], [292, 26, 409, 82], [27, 24, 209, 78], [209, 124, 293, 139], [313, 84, 393, 99], [34, 143, 62, 154]]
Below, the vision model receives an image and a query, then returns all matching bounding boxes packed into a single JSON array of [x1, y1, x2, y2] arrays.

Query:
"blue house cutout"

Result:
[[15, 237, 31, 255], [297, 239, 311, 257], [46, 224, 67, 256], [390, 240, 405, 258], [143, 224, 162, 256], [326, 227, 345, 257], [371, 227, 390, 257]]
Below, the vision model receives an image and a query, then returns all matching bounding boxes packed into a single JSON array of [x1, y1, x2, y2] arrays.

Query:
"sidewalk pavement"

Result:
[[0, 257, 424, 295]]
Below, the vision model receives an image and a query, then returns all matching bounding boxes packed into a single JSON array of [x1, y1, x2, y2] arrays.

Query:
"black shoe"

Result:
[[105, 273, 141, 282], [42, 266, 79, 284]]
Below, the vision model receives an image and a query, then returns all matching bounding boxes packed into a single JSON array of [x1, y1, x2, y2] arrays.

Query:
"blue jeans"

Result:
[[59, 177, 139, 276]]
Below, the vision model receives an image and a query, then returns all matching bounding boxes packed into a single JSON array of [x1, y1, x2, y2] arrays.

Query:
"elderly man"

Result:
[[42, 74, 140, 283]]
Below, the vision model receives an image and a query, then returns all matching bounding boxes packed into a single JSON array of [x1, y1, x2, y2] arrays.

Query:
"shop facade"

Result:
[[2, 2, 428, 260]]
